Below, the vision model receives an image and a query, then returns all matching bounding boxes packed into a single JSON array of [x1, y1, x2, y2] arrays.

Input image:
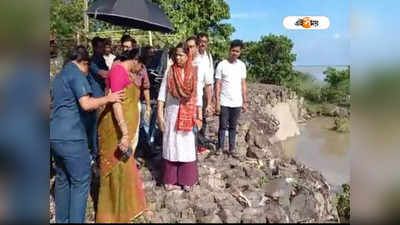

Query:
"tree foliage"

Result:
[[284, 71, 325, 103], [51, 0, 116, 40], [324, 67, 350, 89], [241, 34, 297, 85], [50, 0, 234, 61], [50, 0, 86, 38], [323, 67, 350, 105], [336, 184, 350, 221], [151, 0, 235, 61]]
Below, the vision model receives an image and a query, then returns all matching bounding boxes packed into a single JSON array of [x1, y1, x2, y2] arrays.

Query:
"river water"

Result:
[[281, 117, 350, 187]]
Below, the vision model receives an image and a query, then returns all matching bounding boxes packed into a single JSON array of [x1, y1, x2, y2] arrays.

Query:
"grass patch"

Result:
[[336, 184, 350, 222], [332, 117, 350, 133], [258, 176, 268, 188]]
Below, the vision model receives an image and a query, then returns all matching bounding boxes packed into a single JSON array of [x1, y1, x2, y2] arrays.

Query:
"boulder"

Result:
[[192, 198, 218, 218], [265, 200, 290, 223], [241, 207, 267, 223], [177, 207, 196, 223], [254, 134, 270, 149], [264, 178, 293, 199], [217, 208, 241, 223], [289, 190, 318, 222], [246, 146, 266, 159], [197, 213, 222, 223]]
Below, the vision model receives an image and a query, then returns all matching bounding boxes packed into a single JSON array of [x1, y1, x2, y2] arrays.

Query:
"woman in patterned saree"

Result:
[[96, 49, 147, 222]]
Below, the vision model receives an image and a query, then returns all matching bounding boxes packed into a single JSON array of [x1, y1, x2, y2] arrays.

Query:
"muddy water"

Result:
[[281, 117, 350, 186]]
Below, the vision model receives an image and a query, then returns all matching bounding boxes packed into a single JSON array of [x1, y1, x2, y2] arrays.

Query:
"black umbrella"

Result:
[[87, 0, 173, 33]]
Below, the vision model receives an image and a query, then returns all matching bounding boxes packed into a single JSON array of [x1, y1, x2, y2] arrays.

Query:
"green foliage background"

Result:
[[50, 0, 234, 61], [50, 0, 350, 107], [241, 34, 296, 85]]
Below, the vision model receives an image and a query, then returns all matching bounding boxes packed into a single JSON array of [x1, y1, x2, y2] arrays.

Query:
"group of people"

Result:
[[49, 32, 248, 223]]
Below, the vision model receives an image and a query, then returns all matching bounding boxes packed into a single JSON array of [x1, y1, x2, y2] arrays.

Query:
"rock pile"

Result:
[[49, 83, 339, 223]]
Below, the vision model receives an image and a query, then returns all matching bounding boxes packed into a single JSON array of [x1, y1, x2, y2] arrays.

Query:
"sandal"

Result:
[[183, 185, 193, 192]]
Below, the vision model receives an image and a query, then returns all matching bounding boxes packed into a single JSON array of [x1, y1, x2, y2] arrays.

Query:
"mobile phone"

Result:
[[193, 126, 198, 133]]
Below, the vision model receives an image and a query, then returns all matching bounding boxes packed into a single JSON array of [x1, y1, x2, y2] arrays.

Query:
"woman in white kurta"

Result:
[[157, 42, 202, 191]]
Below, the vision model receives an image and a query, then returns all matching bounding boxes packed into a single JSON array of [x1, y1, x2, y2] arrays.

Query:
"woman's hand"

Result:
[[118, 135, 129, 152], [107, 90, 125, 103]]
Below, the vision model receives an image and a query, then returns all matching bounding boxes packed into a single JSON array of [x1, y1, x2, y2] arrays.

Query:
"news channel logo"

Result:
[[283, 16, 330, 30]]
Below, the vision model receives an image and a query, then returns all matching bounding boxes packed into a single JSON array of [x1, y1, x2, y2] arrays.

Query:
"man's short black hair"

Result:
[[230, 39, 244, 49], [197, 32, 209, 40], [120, 34, 137, 45], [115, 48, 144, 63], [186, 36, 198, 45], [104, 38, 112, 46], [91, 36, 105, 49]]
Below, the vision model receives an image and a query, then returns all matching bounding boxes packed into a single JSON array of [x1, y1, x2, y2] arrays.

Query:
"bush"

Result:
[[241, 34, 296, 85], [333, 117, 350, 133], [284, 70, 325, 104], [323, 67, 350, 106], [336, 184, 350, 222]]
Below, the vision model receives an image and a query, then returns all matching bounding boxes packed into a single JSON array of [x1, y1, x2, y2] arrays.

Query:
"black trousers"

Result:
[[217, 106, 241, 152], [200, 93, 208, 136]]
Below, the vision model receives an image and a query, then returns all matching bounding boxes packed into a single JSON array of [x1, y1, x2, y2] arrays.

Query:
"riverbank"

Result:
[[134, 84, 341, 223], [280, 117, 350, 187], [49, 83, 344, 223]]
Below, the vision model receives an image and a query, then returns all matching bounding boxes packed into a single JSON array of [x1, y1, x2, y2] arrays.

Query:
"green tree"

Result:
[[285, 70, 325, 103], [51, 0, 234, 59], [323, 67, 350, 105], [324, 66, 350, 89], [51, 0, 115, 39], [50, 0, 86, 38], [241, 34, 297, 85], [151, 0, 235, 61]]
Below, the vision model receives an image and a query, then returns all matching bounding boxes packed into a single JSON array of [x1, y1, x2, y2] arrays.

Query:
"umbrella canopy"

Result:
[[87, 0, 173, 33]]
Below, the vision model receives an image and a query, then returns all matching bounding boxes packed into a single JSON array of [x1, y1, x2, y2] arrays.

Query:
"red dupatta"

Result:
[[167, 53, 198, 132]]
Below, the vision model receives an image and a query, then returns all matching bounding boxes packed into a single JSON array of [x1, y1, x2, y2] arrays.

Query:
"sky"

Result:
[[350, 0, 400, 67], [224, 0, 350, 68]]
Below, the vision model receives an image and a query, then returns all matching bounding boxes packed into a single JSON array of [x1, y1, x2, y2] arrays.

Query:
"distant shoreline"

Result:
[[294, 65, 349, 81]]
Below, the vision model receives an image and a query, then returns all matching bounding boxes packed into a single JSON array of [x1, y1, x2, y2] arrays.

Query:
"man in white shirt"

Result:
[[186, 35, 214, 114], [195, 33, 214, 116], [214, 40, 248, 158], [103, 38, 116, 70], [186, 35, 214, 153]]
